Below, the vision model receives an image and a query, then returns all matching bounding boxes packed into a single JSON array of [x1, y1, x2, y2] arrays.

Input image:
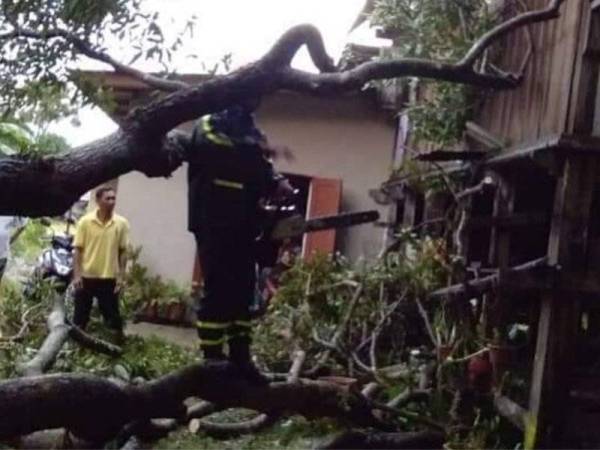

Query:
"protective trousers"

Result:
[[194, 230, 255, 362]]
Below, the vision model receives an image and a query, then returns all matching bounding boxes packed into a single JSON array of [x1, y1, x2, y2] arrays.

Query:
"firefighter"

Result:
[[184, 101, 293, 384]]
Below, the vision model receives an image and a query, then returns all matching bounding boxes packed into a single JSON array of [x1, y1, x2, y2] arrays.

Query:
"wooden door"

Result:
[[302, 177, 342, 260]]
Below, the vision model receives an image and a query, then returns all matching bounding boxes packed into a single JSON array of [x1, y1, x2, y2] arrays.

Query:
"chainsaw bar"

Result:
[[271, 210, 380, 240]]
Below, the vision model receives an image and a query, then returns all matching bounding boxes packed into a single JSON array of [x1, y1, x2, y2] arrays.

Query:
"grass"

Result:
[[155, 416, 340, 450]]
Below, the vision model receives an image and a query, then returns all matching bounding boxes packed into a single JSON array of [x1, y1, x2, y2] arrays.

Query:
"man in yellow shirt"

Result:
[[73, 186, 130, 340]]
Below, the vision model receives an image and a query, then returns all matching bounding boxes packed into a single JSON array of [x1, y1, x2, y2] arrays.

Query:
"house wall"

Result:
[[256, 92, 395, 262], [116, 93, 395, 284], [477, 0, 589, 145]]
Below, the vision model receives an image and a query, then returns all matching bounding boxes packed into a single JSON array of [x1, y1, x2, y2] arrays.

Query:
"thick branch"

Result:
[[262, 24, 336, 72], [0, 4, 569, 216], [0, 130, 184, 216], [279, 61, 519, 95], [69, 325, 123, 357], [459, 0, 565, 67], [16, 294, 69, 377], [0, 362, 385, 441]]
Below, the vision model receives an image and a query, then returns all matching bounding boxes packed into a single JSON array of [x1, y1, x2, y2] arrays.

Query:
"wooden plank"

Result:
[[527, 155, 598, 449], [402, 188, 418, 228], [553, 0, 582, 135], [566, 0, 594, 134], [488, 173, 515, 267], [429, 257, 548, 300], [539, 7, 559, 137]]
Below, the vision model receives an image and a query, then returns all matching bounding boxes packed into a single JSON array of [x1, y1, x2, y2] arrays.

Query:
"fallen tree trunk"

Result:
[[10, 429, 95, 450], [0, 361, 386, 442], [16, 296, 123, 377], [17, 295, 70, 377]]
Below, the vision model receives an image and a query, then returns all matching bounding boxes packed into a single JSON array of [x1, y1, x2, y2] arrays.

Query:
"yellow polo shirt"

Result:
[[74, 210, 130, 279]]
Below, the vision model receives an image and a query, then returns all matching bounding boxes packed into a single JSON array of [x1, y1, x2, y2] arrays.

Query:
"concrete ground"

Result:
[[125, 321, 197, 349]]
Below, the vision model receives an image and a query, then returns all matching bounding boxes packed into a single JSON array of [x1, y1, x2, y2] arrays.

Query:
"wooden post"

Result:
[[526, 156, 598, 449], [487, 172, 516, 337]]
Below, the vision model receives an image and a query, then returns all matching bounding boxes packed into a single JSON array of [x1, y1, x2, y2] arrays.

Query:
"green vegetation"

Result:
[[121, 246, 191, 317], [156, 417, 339, 450], [370, 0, 499, 147]]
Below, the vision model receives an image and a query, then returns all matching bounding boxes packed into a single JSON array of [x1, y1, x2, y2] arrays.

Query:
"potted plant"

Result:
[[434, 309, 457, 361], [167, 298, 187, 323]]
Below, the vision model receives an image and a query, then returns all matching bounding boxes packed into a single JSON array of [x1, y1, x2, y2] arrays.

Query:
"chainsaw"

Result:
[[270, 209, 380, 240]]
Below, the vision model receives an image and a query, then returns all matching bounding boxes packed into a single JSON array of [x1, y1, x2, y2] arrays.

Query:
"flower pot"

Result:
[[144, 300, 158, 319], [167, 302, 185, 322], [467, 351, 492, 393]]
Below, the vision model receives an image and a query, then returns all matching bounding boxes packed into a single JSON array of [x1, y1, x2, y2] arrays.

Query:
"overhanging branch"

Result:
[[0, 1, 569, 217], [459, 0, 565, 67]]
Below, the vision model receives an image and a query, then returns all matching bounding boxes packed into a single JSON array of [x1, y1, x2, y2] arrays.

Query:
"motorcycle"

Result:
[[29, 217, 75, 294]]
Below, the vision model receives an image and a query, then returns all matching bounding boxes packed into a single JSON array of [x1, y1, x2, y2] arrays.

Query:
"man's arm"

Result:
[[72, 220, 86, 290], [115, 221, 131, 293], [73, 247, 83, 289], [115, 248, 127, 292]]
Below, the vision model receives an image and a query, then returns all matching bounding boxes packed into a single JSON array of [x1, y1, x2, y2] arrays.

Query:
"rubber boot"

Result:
[[228, 338, 269, 386], [201, 345, 227, 363]]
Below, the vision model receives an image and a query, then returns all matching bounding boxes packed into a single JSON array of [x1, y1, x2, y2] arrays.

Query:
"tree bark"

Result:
[[0, 361, 385, 442], [16, 294, 70, 377], [68, 325, 123, 357]]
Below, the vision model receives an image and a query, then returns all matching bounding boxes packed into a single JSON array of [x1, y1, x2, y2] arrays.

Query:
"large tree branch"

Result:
[[0, 1, 567, 217], [278, 60, 519, 95], [0, 362, 386, 442], [261, 24, 336, 72], [458, 0, 565, 67]]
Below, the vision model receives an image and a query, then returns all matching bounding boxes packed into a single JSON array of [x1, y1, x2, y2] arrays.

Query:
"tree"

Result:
[[0, 0, 565, 217], [0, 0, 567, 444]]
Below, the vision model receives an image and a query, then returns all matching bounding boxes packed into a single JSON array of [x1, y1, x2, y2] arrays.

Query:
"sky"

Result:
[[50, 0, 387, 146]]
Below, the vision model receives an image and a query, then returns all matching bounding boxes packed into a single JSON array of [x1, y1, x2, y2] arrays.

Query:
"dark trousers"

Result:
[[194, 229, 255, 360], [73, 278, 123, 331], [0, 257, 6, 284]]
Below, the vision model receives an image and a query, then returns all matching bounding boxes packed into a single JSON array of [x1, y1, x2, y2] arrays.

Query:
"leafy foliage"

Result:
[[254, 236, 450, 372], [0, 274, 195, 379], [156, 416, 339, 450], [9, 219, 48, 261], [370, 0, 499, 146], [0, 0, 196, 120], [0, 119, 70, 158], [120, 246, 190, 317]]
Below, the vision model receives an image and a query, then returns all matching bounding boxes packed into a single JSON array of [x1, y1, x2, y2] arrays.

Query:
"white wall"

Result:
[[257, 92, 395, 262], [116, 92, 395, 283], [116, 165, 196, 285]]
